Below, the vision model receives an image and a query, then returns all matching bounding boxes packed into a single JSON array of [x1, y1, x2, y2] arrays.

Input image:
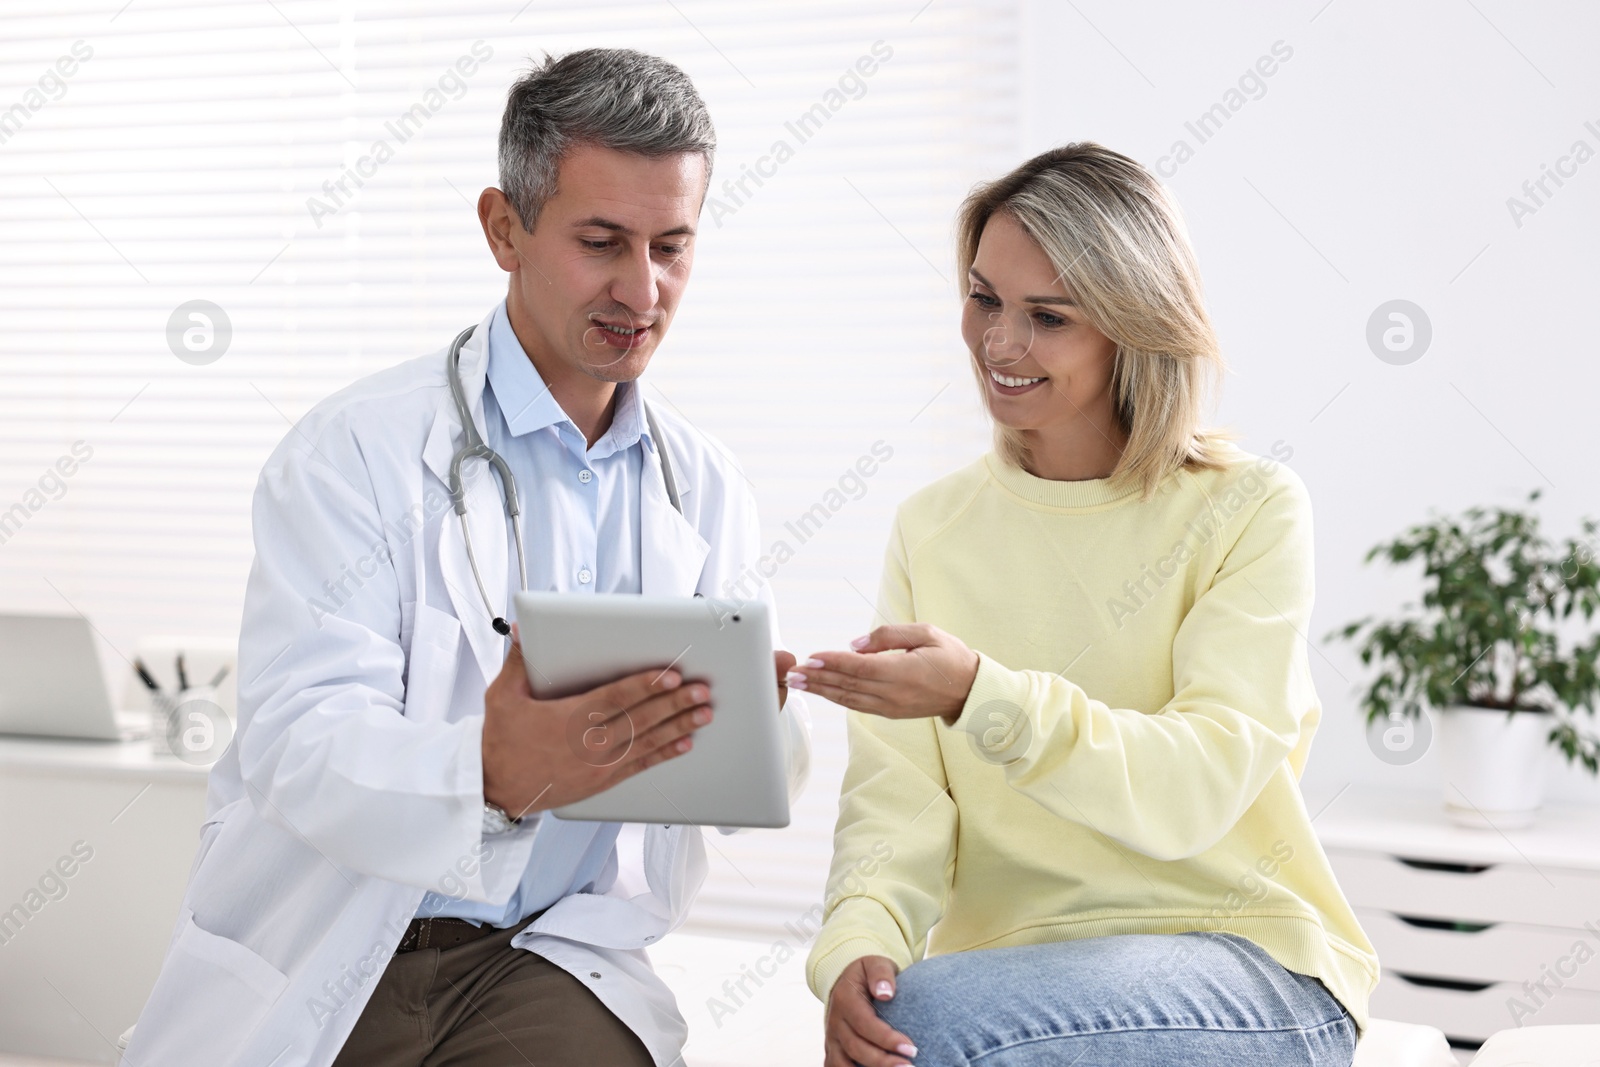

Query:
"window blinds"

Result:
[[0, 0, 1018, 938]]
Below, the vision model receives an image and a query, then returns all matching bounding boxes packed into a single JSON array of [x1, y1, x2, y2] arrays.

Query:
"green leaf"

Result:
[[1330, 494, 1600, 775]]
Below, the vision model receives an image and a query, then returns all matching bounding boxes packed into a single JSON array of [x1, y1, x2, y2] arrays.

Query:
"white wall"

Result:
[[1020, 0, 1600, 807]]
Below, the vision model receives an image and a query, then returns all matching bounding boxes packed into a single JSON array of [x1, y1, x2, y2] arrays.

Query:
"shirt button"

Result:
[[578, 568, 593, 585], [590, 971, 602, 979], [578, 469, 593, 484]]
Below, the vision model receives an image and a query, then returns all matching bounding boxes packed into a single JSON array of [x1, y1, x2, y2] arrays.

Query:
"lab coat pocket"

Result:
[[403, 602, 463, 723], [134, 908, 290, 1063]]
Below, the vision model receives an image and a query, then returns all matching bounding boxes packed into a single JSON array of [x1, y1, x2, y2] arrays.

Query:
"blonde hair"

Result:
[[955, 142, 1234, 500]]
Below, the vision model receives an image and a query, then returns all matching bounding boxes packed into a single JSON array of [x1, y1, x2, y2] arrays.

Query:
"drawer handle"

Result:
[[1392, 972, 1495, 993], [1394, 914, 1495, 933], [1394, 857, 1493, 874]]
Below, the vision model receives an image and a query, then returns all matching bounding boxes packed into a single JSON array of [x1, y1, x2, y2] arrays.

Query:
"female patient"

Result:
[[787, 143, 1377, 1067]]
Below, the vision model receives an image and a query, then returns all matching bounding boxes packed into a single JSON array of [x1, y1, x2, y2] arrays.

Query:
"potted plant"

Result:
[[1330, 490, 1600, 828]]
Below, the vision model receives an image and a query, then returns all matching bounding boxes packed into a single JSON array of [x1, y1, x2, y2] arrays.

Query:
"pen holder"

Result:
[[151, 684, 234, 765]]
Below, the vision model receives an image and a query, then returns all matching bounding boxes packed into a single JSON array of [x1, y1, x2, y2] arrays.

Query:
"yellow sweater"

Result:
[[805, 444, 1379, 1033]]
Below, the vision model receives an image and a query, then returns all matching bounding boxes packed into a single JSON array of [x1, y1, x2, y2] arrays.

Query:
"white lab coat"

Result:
[[122, 305, 811, 1067]]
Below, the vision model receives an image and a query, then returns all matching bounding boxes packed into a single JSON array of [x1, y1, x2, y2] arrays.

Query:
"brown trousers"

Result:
[[331, 916, 655, 1067]]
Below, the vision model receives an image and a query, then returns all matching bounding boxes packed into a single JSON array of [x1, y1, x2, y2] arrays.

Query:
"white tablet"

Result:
[[513, 591, 790, 828]]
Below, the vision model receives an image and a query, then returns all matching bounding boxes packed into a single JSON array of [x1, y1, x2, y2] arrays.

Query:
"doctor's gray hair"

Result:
[[498, 48, 716, 231]]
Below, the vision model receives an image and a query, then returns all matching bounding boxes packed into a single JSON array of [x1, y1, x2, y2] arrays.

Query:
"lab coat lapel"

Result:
[[422, 308, 508, 688], [639, 430, 710, 597]]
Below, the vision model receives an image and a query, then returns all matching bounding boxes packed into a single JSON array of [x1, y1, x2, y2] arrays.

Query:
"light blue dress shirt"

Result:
[[416, 299, 649, 925]]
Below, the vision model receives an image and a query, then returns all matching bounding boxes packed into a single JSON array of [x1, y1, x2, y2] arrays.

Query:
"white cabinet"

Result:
[[1316, 786, 1600, 1050]]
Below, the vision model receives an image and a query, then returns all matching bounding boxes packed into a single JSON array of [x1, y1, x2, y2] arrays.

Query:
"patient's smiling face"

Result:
[[961, 211, 1121, 438]]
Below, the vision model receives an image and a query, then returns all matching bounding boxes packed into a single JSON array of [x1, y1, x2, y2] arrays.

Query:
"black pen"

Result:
[[208, 664, 230, 688], [134, 658, 163, 694], [176, 653, 188, 691]]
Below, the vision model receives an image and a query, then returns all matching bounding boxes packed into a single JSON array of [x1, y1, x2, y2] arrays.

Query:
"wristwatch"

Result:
[[481, 801, 522, 835]]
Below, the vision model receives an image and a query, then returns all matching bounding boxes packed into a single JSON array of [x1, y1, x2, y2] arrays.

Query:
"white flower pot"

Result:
[[1436, 704, 1553, 829]]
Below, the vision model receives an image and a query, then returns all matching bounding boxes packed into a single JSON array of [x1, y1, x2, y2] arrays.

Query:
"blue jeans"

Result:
[[875, 932, 1356, 1067]]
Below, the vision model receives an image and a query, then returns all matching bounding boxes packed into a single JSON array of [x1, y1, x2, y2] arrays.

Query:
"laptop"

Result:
[[0, 613, 135, 741]]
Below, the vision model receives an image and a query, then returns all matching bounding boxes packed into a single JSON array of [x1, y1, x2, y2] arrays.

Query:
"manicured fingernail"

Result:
[[693, 708, 711, 725], [850, 635, 870, 649], [874, 980, 893, 998], [803, 658, 825, 669], [659, 672, 681, 688], [785, 672, 807, 690], [897, 1043, 919, 1058]]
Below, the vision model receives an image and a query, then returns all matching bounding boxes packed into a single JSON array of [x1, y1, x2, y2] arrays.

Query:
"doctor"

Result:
[[124, 48, 809, 1067]]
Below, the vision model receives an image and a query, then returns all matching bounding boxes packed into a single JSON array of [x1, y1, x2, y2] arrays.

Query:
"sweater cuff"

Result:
[[808, 935, 909, 1004], [946, 651, 1034, 762]]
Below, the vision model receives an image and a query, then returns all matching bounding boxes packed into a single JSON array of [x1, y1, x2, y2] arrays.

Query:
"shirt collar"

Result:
[[486, 300, 648, 459]]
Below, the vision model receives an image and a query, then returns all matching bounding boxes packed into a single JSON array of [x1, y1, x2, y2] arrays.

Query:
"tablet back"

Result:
[[513, 591, 790, 828]]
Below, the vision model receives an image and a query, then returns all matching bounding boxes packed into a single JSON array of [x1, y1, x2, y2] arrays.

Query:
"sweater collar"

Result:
[[983, 452, 1143, 510]]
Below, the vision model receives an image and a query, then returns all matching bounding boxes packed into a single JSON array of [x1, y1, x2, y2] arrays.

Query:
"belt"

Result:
[[394, 916, 508, 955], [394, 907, 549, 955]]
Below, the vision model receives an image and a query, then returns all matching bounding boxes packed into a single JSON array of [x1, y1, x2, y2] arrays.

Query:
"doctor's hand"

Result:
[[481, 630, 713, 820], [788, 623, 979, 722], [825, 955, 918, 1067]]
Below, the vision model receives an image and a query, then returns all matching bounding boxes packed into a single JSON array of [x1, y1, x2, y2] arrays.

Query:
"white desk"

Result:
[[0, 735, 208, 1063]]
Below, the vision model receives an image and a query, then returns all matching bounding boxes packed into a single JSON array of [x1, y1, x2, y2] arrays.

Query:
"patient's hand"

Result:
[[825, 955, 918, 1067], [788, 623, 979, 721]]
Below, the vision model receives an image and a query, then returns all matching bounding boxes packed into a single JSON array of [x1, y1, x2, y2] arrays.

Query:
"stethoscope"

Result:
[[446, 324, 684, 636]]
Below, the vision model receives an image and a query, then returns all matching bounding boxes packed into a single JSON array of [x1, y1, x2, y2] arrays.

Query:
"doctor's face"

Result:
[[483, 142, 706, 385]]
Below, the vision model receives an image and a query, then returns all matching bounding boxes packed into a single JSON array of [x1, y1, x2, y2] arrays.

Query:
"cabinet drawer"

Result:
[[1328, 848, 1600, 928], [1357, 908, 1600, 993], [1372, 970, 1600, 1043]]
